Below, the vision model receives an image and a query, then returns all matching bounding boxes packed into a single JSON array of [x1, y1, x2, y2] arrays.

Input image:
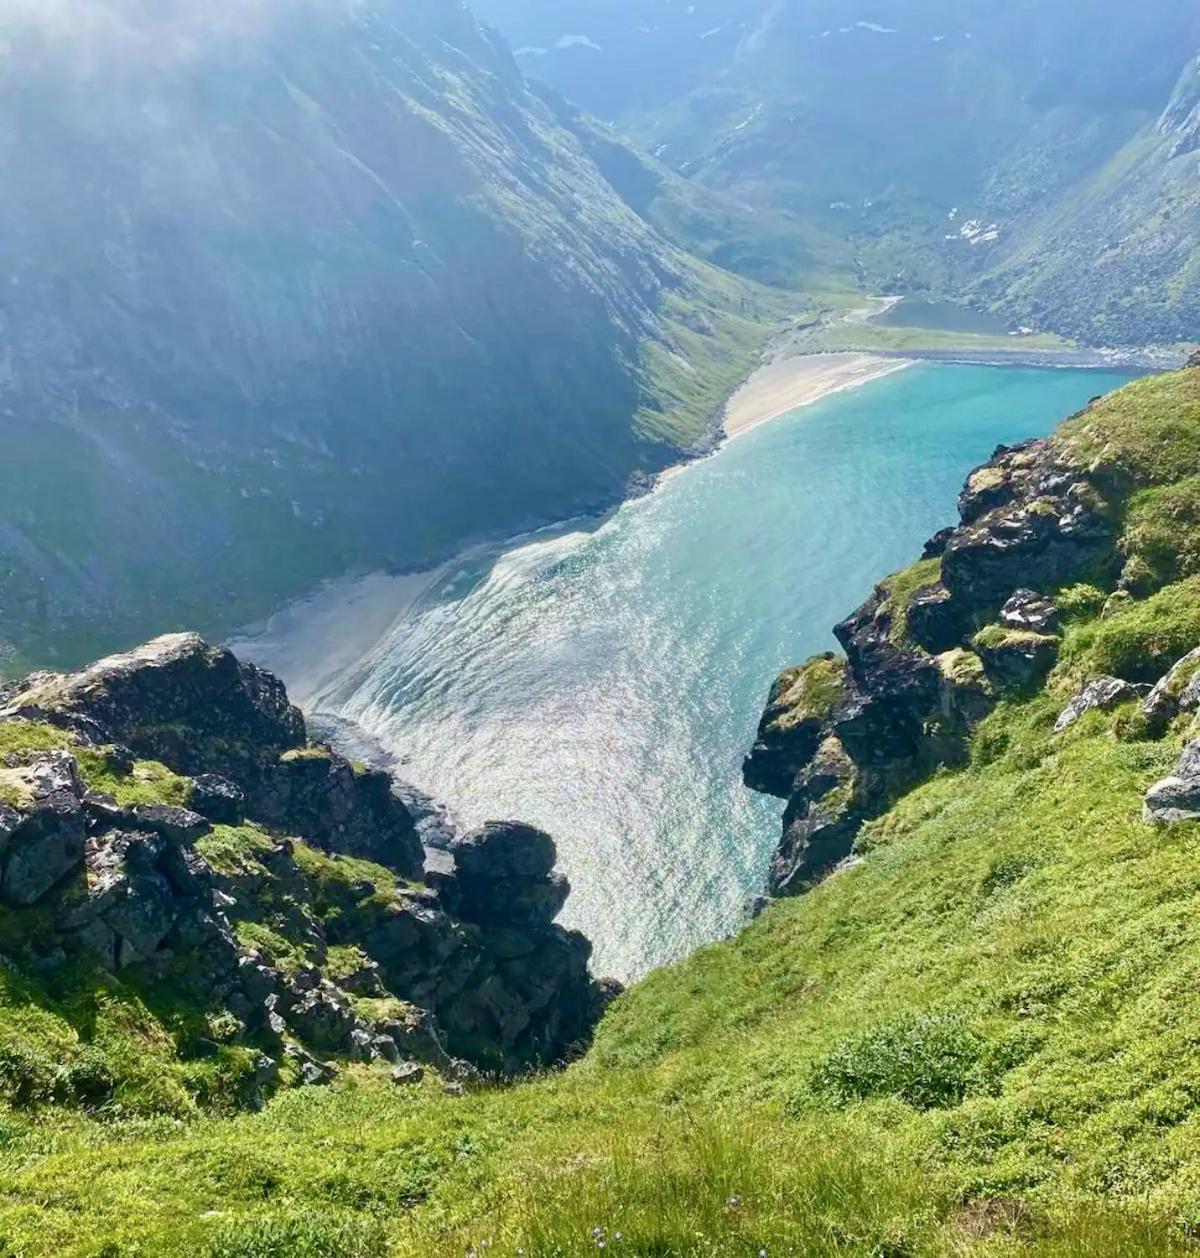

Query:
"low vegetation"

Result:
[[1, 604, 1199, 1255], [5, 371, 1200, 1257]]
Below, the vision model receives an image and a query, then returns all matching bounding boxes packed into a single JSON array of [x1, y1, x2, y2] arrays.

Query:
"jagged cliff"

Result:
[[0, 634, 614, 1106], [746, 358, 1200, 894]]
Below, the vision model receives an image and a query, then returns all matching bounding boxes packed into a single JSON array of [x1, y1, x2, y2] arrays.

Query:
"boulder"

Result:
[[1145, 741, 1200, 823], [1055, 677, 1141, 733], [1187, 347, 1200, 369], [1142, 647, 1200, 734], [1145, 775, 1200, 824], [1000, 589, 1062, 635], [437, 822, 567, 926], [188, 774, 247, 825], [391, 1061, 425, 1086]]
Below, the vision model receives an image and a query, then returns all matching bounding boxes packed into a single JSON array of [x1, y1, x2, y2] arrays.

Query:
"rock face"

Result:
[[0, 637, 615, 1100], [745, 432, 1126, 894]]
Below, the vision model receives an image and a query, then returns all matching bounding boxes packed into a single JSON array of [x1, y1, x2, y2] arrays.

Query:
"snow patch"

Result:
[[555, 34, 603, 52]]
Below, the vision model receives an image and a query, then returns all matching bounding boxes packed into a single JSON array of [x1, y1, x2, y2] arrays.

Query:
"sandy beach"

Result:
[[228, 567, 448, 708], [722, 352, 914, 440]]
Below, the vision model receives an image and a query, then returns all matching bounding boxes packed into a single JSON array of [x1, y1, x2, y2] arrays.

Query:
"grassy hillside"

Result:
[[4, 380, 1200, 1256]]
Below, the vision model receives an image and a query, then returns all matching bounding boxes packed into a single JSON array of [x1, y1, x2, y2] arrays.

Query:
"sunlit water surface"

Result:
[[320, 365, 1131, 981]]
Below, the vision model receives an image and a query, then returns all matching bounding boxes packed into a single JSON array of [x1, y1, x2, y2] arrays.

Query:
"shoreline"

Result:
[[231, 309, 1165, 709], [721, 352, 915, 441]]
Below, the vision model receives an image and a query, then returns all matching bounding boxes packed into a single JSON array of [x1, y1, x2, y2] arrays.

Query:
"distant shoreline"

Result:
[[721, 352, 915, 441], [233, 306, 1163, 710]]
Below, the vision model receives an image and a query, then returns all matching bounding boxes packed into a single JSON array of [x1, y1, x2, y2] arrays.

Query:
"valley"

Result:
[[3, 2, 1200, 1255]]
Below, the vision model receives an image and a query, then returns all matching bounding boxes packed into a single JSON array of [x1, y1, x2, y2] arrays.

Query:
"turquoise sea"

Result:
[[324, 365, 1133, 981]]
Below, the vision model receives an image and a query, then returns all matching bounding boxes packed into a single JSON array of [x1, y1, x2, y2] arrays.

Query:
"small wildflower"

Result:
[[614, 1234, 622, 1242], [593, 1228, 603, 1238], [727, 1195, 741, 1209]]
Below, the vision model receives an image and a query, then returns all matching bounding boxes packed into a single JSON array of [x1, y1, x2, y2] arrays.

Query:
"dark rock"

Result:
[[944, 443, 1119, 620], [130, 805, 211, 845], [1187, 347, 1200, 369], [391, 1061, 425, 1086], [0, 752, 87, 907], [283, 979, 361, 1054], [1055, 677, 1141, 732], [922, 526, 956, 560], [1000, 589, 1062, 635], [187, 774, 246, 825], [285, 1044, 338, 1087], [253, 748, 423, 879], [906, 583, 965, 654], [0, 634, 306, 779], [335, 956, 386, 997], [976, 631, 1060, 694], [438, 822, 567, 926]]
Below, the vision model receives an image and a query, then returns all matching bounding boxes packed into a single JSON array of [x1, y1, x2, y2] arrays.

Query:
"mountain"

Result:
[[5, 365, 1200, 1256], [0, 0, 778, 673], [476, 0, 1200, 340], [977, 55, 1200, 343]]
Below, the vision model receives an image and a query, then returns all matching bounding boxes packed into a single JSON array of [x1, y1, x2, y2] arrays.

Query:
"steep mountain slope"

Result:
[[5, 371, 1200, 1255], [477, 0, 1200, 338], [0, 0, 778, 673], [975, 56, 1200, 343]]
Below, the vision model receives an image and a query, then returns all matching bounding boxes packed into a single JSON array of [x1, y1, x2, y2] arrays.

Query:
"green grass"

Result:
[[7, 371, 1200, 1254], [1056, 577, 1200, 684], [3, 662, 1200, 1254], [763, 653, 846, 731], [1057, 370, 1200, 486], [635, 264, 790, 448]]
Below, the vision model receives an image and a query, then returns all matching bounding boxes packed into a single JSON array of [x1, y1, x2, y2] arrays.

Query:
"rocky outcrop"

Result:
[[1145, 741, 1200, 824], [1055, 677, 1143, 733], [1, 634, 424, 879], [0, 637, 615, 1103], [745, 432, 1129, 894], [2, 634, 306, 774], [1142, 647, 1200, 734]]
